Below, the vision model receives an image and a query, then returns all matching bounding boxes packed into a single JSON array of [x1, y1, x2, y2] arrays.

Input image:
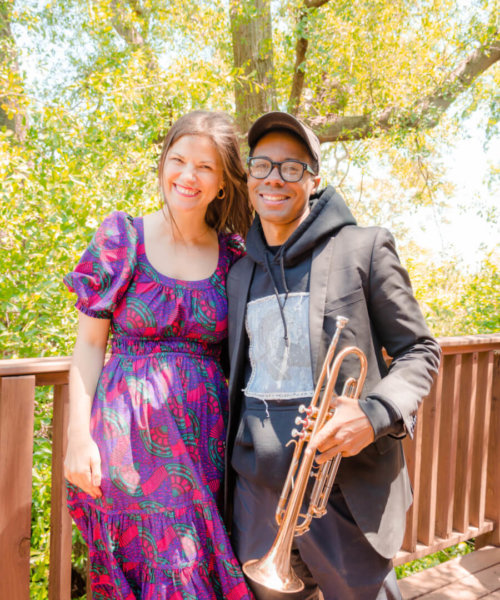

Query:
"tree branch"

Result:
[[109, 0, 146, 46], [409, 33, 500, 128], [304, 0, 332, 7], [107, 0, 158, 71], [307, 33, 500, 142], [126, 0, 146, 19], [288, 0, 334, 115], [288, 10, 309, 115]]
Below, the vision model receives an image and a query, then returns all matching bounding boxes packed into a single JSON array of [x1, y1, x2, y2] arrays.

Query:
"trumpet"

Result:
[[242, 316, 367, 598]]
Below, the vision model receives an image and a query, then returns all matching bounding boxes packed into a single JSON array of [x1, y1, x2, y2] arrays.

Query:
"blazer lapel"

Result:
[[228, 261, 255, 403], [309, 236, 335, 382]]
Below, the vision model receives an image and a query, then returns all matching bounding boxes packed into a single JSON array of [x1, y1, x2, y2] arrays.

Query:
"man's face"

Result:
[[248, 131, 320, 242]]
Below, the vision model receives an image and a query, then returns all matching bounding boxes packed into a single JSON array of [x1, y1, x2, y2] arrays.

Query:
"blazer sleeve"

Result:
[[359, 228, 441, 439]]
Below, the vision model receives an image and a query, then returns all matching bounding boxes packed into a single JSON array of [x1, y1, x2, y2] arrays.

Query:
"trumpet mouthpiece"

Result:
[[336, 315, 349, 328]]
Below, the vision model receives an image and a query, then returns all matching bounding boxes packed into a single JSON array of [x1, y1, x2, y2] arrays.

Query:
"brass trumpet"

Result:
[[242, 316, 368, 598]]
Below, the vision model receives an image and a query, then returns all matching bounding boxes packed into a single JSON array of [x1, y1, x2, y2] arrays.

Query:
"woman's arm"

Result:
[[64, 312, 110, 499]]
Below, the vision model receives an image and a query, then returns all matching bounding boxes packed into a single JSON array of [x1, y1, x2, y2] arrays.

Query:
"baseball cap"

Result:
[[247, 111, 321, 171]]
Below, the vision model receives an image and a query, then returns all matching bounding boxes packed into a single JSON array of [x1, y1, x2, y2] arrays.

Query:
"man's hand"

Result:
[[308, 395, 375, 463]]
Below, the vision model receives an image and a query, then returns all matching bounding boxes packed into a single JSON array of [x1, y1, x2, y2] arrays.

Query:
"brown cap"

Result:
[[248, 111, 321, 171]]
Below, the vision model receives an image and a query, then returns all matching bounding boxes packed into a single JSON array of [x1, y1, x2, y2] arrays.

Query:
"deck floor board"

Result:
[[399, 546, 500, 600]]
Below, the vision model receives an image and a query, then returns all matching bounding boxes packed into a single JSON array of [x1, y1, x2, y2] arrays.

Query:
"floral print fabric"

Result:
[[64, 211, 252, 600]]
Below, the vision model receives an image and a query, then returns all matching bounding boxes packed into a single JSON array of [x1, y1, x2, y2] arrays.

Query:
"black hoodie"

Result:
[[233, 186, 358, 489], [245, 185, 357, 342]]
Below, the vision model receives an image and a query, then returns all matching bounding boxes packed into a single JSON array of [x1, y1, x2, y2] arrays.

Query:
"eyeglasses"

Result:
[[247, 156, 316, 183]]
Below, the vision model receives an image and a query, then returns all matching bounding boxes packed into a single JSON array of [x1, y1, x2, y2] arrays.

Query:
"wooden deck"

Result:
[[399, 545, 500, 599], [1, 335, 499, 599]]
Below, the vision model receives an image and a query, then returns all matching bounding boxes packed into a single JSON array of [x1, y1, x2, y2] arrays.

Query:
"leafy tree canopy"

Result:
[[0, 0, 499, 360]]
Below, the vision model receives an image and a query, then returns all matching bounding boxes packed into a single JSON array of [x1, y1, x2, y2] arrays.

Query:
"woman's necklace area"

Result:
[[160, 208, 215, 247]]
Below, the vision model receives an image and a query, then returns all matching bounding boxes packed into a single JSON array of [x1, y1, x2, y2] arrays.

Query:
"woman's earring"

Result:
[[217, 187, 226, 200]]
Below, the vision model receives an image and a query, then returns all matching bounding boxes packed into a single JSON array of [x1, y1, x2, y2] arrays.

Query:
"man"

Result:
[[224, 111, 441, 600]]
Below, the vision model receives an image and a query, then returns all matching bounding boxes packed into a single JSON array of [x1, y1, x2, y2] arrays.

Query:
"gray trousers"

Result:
[[232, 479, 402, 600]]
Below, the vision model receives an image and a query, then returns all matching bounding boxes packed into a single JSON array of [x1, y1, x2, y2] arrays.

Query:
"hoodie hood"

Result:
[[246, 185, 357, 267]]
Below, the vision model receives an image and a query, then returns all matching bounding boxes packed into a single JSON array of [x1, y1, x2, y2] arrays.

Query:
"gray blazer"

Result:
[[224, 224, 441, 558]]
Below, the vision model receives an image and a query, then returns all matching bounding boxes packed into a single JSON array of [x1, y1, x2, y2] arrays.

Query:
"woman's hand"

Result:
[[66, 312, 110, 499], [64, 433, 103, 499]]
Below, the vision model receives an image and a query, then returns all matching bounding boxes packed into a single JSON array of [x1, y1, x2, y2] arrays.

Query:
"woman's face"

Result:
[[161, 134, 223, 220]]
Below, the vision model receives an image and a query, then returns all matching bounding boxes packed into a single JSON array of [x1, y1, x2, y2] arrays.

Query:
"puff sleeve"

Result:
[[63, 211, 138, 319]]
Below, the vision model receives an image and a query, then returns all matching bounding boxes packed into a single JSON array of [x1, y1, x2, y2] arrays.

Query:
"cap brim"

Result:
[[248, 111, 320, 168]]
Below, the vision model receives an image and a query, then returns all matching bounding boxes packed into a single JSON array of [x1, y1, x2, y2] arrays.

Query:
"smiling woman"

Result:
[[162, 135, 223, 219], [62, 111, 254, 600], [144, 134, 225, 282]]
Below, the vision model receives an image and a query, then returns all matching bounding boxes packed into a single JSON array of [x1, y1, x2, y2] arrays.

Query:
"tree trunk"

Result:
[[0, 1, 27, 142], [229, 0, 276, 135]]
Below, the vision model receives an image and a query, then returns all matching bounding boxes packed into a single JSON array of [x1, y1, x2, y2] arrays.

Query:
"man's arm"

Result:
[[311, 227, 441, 460]]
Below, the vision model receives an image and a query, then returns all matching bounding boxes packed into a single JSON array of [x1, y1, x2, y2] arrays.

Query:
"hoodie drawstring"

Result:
[[263, 250, 290, 347]]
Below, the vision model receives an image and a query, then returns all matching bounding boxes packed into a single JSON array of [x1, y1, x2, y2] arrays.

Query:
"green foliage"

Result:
[[405, 252, 500, 336], [396, 541, 475, 579]]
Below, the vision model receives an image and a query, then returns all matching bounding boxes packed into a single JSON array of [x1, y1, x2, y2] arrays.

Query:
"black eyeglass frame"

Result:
[[247, 156, 316, 182]]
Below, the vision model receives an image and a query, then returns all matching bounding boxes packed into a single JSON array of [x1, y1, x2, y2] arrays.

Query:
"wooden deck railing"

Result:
[[0, 336, 499, 599], [0, 357, 72, 600], [395, 335, 500, 565]]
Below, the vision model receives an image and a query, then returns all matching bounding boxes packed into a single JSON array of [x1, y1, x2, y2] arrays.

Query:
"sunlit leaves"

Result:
[[405, 252, 500, 336]]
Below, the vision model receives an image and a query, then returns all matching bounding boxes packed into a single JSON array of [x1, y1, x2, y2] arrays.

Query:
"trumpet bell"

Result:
[[241, 316, 367, 599], [243, 553, 305, 598]]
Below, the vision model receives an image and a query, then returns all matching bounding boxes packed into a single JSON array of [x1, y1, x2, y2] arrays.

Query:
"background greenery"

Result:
[[1, 0, 498, 597]]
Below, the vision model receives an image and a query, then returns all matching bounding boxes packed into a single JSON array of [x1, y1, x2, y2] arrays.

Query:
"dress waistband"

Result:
[[111, 336, 221, 358]]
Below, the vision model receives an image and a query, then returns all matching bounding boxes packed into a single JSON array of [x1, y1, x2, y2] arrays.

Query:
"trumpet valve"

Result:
[[298, 404, 317, 417], [311, 506, 327, 518], [291, 428, 307, 439], [336, 315, 349, 329], [295, 416, 311, 428]]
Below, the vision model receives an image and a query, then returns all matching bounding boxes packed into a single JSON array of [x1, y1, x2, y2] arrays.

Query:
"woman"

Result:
[[64, 111, 254, 599]]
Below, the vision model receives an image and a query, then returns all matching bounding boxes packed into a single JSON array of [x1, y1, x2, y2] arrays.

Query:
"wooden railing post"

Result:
[[49, 384, 72, 600], [476, 351, 500, 548], [470, 351, 494, 528], [401, 404, 423, 552], [454, 352, 478, 532], [0, 376, 36, 600], [417, 365, 443, 546], [436, 353, 460, 539]]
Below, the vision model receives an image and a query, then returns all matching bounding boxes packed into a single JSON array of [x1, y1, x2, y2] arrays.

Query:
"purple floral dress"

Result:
[[64, 211, 253, 600]]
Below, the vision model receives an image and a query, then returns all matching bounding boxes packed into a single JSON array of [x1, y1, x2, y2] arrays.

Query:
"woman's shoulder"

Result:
[[220, 231, 245, 258], [63, 211, 139, 318], [89, 211, 138, 255], [96, 210, 135, 237]]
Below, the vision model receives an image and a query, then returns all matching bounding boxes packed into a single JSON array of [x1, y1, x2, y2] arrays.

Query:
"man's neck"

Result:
[[260, 210, 310, 246]]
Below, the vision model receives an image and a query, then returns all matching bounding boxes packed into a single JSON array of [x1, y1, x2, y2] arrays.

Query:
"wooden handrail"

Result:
[[0, 356, 72, 376], [438, 334, 500, 354], [0, 334, 499, 599], [1, 334, 499, 375]]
